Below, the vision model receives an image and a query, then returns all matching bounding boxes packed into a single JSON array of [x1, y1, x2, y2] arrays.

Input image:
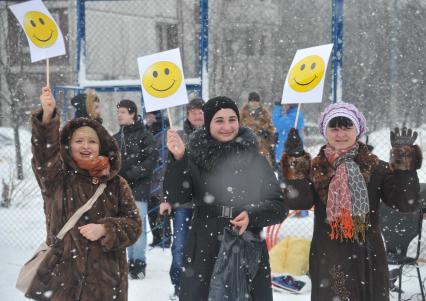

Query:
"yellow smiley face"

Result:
[[142, 61, 183, 98], [288, 55, 325, 92], [23, 11, 58, 48]]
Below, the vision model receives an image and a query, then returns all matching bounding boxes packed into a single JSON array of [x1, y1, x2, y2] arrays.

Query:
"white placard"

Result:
[[9, 0, 66, 62], [281, 43, 333, 104], [137, 48, 189, 112]]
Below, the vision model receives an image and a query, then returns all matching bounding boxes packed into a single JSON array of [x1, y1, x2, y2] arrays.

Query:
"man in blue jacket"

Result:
[[272, 102, 308, 217], [272, 102, 304, 164]]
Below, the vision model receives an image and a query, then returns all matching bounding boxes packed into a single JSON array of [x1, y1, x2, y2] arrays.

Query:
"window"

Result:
[[156, 23, 179, 51]]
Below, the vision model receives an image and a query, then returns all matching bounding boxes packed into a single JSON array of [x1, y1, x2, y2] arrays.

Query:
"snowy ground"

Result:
[[2, 217, 426, 301]]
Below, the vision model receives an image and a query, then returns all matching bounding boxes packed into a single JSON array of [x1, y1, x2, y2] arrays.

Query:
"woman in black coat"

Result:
[[164, 96, 288, 301]]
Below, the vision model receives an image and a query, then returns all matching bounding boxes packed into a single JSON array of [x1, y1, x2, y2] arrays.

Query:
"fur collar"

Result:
[[187, 126, 258, 171], [310, 142, 379, 204]]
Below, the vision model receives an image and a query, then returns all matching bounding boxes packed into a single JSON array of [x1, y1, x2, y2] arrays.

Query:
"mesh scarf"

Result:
[[324, 144, 369, 242]]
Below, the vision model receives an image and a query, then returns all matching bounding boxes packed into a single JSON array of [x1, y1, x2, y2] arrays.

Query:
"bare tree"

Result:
[[0, 8, 32, 180]]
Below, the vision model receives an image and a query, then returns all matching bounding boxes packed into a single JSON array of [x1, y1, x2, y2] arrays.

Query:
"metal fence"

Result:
[[1, 0, 426, 265]]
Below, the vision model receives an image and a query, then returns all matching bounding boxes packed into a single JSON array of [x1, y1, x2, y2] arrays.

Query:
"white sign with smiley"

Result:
[[281, 43, 333, 104], [138, 48, 189, 112], [9, 0, 66, 62]]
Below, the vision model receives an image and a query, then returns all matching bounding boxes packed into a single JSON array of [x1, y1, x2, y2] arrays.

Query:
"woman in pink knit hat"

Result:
[[280, 102, 422, 301]]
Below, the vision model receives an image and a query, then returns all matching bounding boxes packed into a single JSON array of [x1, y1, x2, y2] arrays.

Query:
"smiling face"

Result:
[[142, 61, 182, 98], [70, 127, 100, 162], [288, 55, 325, 92], [23, 11, 58, 48], [209, 108, 239, 143], [326, 125, 358, 150], [187, 108, 204, 129]]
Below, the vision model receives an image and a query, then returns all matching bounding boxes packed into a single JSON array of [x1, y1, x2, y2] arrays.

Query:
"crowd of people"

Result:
[[29, 87, 422, 301]]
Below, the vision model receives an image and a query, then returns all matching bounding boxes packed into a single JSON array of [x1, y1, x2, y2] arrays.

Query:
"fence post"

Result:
[[76, 0, 86, 86], [331, 0, 343, 103], [199, 0, 209, 100]]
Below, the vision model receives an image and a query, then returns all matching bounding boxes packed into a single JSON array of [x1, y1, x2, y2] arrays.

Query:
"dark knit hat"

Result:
[[203, 96, 240, 134], [187, 98, 205, 112], [70, 93, 87, 118], [146, 110, 162, 120], [117, 99, 138, 121], [248, 91, 260, 102]]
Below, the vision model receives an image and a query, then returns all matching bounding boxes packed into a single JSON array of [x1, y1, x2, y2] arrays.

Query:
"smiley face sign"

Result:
[[281, 44, 333, 104], [288, 55, 325, 92], [138, 48, 189, 112], [23, 11, 58, 48], [142, 61, 183, 98], [9, 0, 66, 62]]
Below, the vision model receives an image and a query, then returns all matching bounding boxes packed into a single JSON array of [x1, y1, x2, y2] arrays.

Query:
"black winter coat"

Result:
[[114, 117, 159, 201], [164, 127, 288, 301]]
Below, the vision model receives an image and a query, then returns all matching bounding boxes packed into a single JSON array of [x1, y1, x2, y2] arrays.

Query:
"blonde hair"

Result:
[[85, 89, 100, 119]]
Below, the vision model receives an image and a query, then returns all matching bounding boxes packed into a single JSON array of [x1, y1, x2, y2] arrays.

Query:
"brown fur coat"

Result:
[[30, 109, 141, 301], [240, 104, 275, 166]]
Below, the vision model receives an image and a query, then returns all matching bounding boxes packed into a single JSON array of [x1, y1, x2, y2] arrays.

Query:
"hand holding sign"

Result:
[[166, 129, 185, 160], [40, 86, 55, 123]]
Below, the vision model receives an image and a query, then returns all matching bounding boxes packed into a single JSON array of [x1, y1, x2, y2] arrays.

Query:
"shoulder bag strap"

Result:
[[56, 183, 107, 240]]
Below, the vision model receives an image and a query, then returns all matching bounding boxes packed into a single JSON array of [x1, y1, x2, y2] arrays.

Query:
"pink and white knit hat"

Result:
[[318, 102, 367, 137]]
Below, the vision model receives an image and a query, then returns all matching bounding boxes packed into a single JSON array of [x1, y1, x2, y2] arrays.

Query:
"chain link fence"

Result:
[[1, 0, 426, 266], [208, 0, 426, 260], [0, 0, 201, 249]]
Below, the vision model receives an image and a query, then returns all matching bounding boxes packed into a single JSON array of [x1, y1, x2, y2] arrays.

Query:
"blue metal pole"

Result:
[[76, 0, 86, 85], [199, 0, 208, 99], [331, 0, 343, 103]]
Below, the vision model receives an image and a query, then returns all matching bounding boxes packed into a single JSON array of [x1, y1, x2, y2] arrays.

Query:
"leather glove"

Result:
[[390, 127, 418, 147], [284, 128, 304, 156]]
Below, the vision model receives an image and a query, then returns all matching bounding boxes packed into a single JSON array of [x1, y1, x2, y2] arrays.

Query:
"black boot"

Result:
[[130, 260, 146, 280]]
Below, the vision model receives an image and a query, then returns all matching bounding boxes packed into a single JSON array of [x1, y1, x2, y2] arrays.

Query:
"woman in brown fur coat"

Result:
[[240, 92, 275, 166], [280, 102, 422, 301], [29, 87, 141, 301]]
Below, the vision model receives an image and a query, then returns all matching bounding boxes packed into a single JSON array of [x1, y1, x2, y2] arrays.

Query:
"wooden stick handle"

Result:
[[167, 108, 173, 129], [294, 103, 301, 128], [46, 58, 50, 87]]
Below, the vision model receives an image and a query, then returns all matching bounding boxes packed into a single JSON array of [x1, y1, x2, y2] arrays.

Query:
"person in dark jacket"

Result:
[[145, 110, 172, 248], [31, 87, 141, 301], [164, 96, 288, 301], [160, 98, 204, 299], [114, 99, 159, 280], [70, 89, 103, 123], [280, 102, 423, 301]]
